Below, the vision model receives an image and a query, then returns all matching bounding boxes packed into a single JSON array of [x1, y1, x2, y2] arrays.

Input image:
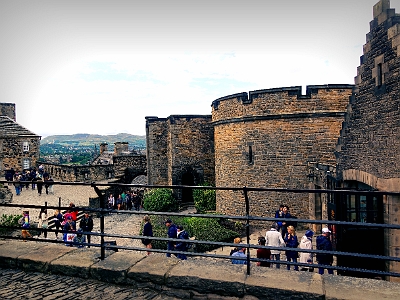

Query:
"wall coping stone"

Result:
[[1, 239, 400, 299]]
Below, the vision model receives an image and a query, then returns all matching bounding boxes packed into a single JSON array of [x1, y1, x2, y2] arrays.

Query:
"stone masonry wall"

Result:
[[336, 0, 400, 280], [212, 85, 353, 218], [146, 117, 169, 185], [0, 103, 16, 120], [1, 137, 40, 172], [337, 0, 400, 181], [167, 115, 214, 187]]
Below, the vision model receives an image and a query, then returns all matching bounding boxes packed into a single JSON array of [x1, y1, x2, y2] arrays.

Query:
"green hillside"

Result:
[[41, 133, 146, 148]]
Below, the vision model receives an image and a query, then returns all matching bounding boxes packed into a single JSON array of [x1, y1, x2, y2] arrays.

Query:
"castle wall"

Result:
[[336, 0, 400, 281], [167, 115, 214, 187], [212, 85, 353, 218], [146, 115, 215, 200], [113, 154, 147, 179], [146, 117, 169, 185]]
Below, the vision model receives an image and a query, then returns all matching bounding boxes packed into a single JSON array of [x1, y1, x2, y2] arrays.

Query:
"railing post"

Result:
[[243, 186, 251, 275], [99, 188, 105, 260], [58, 197, 61, 210]]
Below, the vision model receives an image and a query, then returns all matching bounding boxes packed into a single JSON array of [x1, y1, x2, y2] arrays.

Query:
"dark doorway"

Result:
[[335, 184, 384, 278], [181, 170, 194, 204]]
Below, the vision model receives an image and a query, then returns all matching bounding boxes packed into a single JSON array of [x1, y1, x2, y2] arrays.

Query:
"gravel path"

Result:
[[1, 181, 145, 250]]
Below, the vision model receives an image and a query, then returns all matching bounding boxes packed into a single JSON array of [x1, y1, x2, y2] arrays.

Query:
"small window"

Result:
[[249, 145, 253, 164], [377, 63, 382, 87], [23, 141, 29, 152], [23, 158, 30, 170]]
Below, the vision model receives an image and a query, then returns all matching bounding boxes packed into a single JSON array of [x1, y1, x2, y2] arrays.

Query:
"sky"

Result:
[[1, 0, 399, 138]]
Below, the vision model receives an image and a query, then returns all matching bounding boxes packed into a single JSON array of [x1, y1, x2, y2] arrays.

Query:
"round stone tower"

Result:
[[211, 85, 353, 219]]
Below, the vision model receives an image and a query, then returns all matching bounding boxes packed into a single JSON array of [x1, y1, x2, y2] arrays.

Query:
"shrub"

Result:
[[0, 214, 21, 234], [193, 184, 216, 213], [144, 214, 239, 253], [143, 188, 179, 212]]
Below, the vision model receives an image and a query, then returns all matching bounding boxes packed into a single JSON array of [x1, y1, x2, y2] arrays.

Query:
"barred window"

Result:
[[23, 141, 29, 152], [23, 158, 30, 170]]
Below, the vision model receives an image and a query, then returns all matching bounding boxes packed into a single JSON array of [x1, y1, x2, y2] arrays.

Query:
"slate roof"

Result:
[[0, 116, 40, 138]]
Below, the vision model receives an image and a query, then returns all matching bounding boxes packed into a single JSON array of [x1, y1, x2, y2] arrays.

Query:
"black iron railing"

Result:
[[1, 180, 400, 279]]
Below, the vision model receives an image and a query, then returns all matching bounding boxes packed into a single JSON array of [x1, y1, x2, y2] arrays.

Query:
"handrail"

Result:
[[1, 180, 400, 278]]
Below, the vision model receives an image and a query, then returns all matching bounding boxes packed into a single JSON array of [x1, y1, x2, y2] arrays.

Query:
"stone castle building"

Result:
[[0, 103, 41, 173], [146, 0, 400, 280]]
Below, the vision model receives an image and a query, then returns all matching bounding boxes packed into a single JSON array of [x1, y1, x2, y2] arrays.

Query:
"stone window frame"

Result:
[[22, 158, 30, 170], [22, 141, 29, 152], [372, 54, 388, 87]]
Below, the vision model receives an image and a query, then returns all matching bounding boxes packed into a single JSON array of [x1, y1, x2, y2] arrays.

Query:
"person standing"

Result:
[[79, 212, 94, 248], [165, 219, 177, 257], [284, 225, 299, 271], [37, 208, 48, 239], [256, 237, 271, 267], [279, 205, 292, 238], [299, 230, 314, 272], [274, 204, 284, 232], [142, 215, 153, 255], [316, 227, 334, 275], [265, 223, 285, 268], [53, 209, 63, 240]]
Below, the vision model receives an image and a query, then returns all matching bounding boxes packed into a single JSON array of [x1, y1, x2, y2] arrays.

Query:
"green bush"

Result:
[[0, 214, 21, 234], [143, 188, 179, 212], [144, 214, 239, 253], [193, 184, 216, 213]]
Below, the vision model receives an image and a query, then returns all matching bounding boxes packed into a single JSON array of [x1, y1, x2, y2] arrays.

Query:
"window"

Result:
[[23, 158, 30, 170], [248, 145, 253, 164], [377, 63, 382, 87], [23, 141, 29, 152]]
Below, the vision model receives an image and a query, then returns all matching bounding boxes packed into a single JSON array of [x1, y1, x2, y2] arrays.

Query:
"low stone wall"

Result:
[[0, 186, 12, 204], [1, 239, 400, 299]]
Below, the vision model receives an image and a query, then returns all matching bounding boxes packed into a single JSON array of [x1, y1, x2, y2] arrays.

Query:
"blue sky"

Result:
[[1, 0, 399, 137]]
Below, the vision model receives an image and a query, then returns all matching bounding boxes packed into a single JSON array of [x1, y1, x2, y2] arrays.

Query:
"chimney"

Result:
[[100, 143, 108, 154], [114, 142, 128, 155]]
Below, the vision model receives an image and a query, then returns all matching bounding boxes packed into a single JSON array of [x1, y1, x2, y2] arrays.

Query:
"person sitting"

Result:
[[231, 247, 247, 265], [230, 237, 242, 255], [73, 228, 86, 248], [256, 237, 271, 267]]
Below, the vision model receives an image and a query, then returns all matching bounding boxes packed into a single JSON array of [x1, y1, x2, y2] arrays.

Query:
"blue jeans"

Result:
[[271, 253, 281, 268], [286, 257, 298, 271]]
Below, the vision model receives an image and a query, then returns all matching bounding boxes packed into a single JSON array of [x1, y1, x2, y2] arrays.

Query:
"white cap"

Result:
[[322, 227, 331, 233]]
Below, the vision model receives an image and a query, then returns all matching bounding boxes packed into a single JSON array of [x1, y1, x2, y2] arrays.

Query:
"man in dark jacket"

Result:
[[174, 225, 189, 260], [316, 227, 334, 275], [79, 212, 94, 247], [165, 219, 177, 257]]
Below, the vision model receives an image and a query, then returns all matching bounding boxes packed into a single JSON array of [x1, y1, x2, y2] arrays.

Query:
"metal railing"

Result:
[[1, 180, 400, 279]]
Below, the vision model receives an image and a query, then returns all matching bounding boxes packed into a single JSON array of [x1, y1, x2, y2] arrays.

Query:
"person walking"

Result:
[[299, 230, 314, 272], [175, 225, 189, 260], [37, 208, 48, 239], [142, 215, 153, 255], [316, 227, 334, 275], [284, 225, 299, 271], [165, 219, 177, 257], [265, 223, 285, 268], [79, 212, 94, 248]]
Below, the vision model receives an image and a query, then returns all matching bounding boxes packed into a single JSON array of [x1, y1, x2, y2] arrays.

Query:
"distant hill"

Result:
[[41, 133, 146, 149]]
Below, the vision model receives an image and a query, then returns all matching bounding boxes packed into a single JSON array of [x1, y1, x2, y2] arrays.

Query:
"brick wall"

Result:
[[212, 85, 353, 218]]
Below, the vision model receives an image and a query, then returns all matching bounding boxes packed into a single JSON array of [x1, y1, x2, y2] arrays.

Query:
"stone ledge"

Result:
[[1, 239, 400, 299]]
